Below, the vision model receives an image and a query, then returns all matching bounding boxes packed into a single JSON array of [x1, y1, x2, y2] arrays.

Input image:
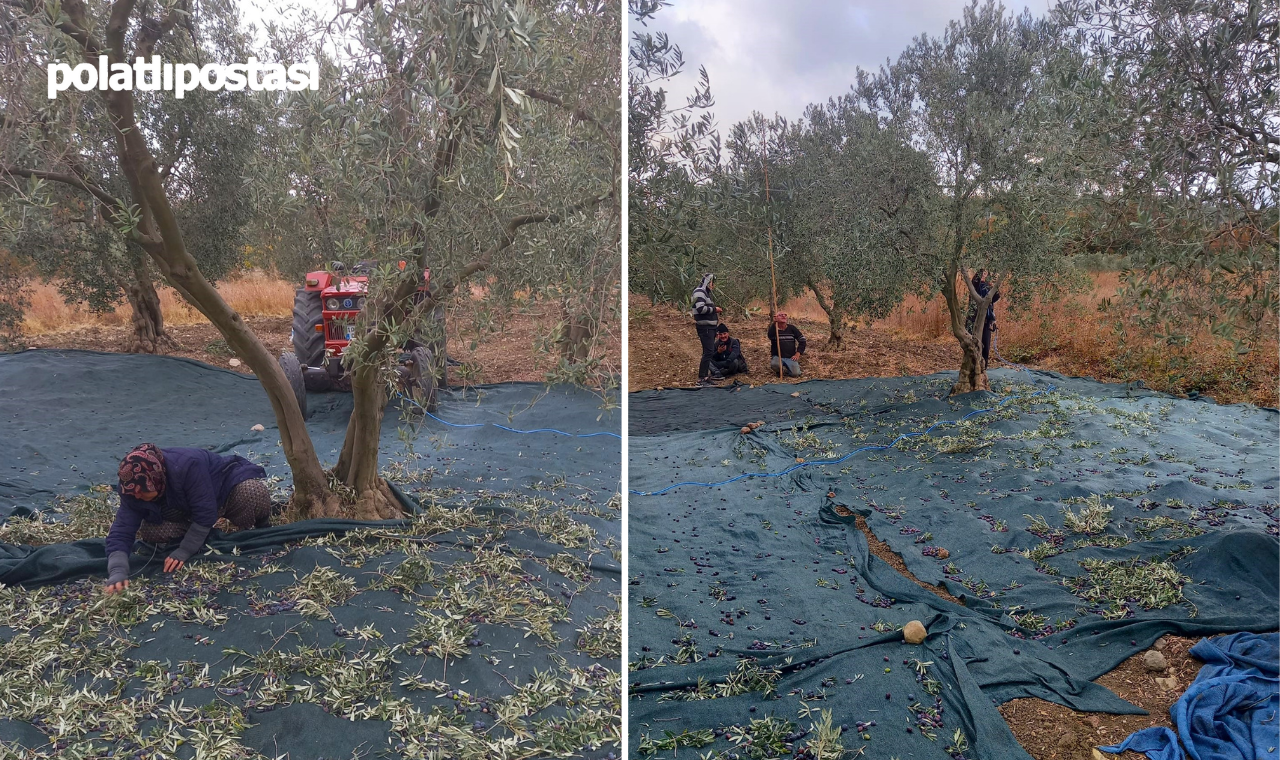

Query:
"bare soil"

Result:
[[627, 294, 1278, 407], [1001, 634, 1208, 760]]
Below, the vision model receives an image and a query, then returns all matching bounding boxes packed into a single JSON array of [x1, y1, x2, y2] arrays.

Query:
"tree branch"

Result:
[[105, 0, 138, 62], [54, 0, 108, 57], [524, 87, 612, 138], [136, 0, 184, 59], [436, 189, 614, 300], [2, 165, 125, 212]]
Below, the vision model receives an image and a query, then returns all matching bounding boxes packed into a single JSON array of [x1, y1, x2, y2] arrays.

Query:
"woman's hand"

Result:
[[164, 556, 185, 573], [103, 580, 129, 595]]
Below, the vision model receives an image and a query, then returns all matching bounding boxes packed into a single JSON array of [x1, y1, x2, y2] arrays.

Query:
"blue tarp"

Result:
[[1100, 632, 1280, 760]]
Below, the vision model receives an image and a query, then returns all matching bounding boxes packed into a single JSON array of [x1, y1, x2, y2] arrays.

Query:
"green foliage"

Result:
[[858, 1, 1076, 350], [1065, 555, 1196, 619], [1052, 0, 1277, 354], [627, 0, 726, 306], [775, 99, 936, 332], [261, 0, 619, 392], [0, 0, 260, 323], [0, 487, 118, 546], [1060, 496, 1114, 535]]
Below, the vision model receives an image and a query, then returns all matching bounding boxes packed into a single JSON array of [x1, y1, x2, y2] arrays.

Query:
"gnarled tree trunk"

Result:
[[66, 1, 339, 519], [559, 305, 594, 362], [951, 333, 990, 394], [121, 256, 175, 354], [331, 362, 402, 520], [941, 258, 997, 395], [808, 280, 845, 349]]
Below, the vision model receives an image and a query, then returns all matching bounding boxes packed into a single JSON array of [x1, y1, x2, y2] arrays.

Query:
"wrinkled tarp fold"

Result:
[[629, 370, 1276, 760]]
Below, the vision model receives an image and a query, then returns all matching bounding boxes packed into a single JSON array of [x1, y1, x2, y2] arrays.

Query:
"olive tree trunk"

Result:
[[332, 201, 608, 508], [808, 280, 845, 349], [331, 362, 401, 519], [559, 305, 595, 362], [46, 0, 339, 517], [941, 258, 998, 395], [121, 256, 175, 354]]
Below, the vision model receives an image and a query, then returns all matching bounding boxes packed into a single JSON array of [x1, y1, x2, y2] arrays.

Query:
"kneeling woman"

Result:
[[103, 444, 271, 594]]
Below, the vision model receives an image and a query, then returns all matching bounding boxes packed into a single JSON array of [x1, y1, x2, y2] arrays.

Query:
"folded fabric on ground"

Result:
[[0, 351, 621, 759], [1100, 632, 1279, 760], [628, 369, 1277, 760]]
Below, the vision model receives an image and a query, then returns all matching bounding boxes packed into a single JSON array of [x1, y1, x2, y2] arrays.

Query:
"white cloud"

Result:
[[645, 0, 1052, 132]]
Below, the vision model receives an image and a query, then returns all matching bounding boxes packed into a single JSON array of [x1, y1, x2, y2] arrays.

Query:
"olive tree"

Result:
[[860, 0, 1073, 394], [0, 0, 258, 354], [1052, 0, 1277, 354], [0, 0, 337, 515], [709, 113, 808, 318], [0, 0, 616, 521], [267, 0, 618, 517], [768, 97, 935, 348], [627, 0, 723, 306]]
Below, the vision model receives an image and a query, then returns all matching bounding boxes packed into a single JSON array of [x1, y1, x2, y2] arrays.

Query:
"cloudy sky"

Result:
[[641, 0, 1055, 132]]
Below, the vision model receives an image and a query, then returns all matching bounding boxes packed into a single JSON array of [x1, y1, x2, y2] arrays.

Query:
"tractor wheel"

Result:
[[279, 351, 309, 420], [408, 346, 438, 413], [290, 289, 324, 367]]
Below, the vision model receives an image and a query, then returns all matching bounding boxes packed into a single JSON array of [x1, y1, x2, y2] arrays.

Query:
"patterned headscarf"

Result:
[[118, 444, 166, 498]]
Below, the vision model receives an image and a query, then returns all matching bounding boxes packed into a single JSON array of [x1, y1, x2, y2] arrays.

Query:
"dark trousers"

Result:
[[981, 321, 993, 366], [711, 357, 748, 377], [696, 324, 718, 379]]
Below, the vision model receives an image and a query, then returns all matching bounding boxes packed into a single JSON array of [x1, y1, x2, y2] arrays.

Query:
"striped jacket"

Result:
[[690, 274, 718, 326]]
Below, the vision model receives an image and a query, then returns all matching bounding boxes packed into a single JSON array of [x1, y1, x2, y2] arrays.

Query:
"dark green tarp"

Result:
[[0, 350, 621, 759], [0, 349, 619, 518], [628, 369, 1277, 759]]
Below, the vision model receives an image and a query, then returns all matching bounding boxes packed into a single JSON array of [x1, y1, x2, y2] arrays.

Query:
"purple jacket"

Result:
[[105, 447, 265, 555]]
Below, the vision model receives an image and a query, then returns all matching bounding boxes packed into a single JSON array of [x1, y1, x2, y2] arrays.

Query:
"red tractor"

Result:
[[277, 260, 446, 419]]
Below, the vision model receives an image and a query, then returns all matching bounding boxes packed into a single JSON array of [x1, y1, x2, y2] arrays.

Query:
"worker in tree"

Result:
[[709, 323, 748, 379], [767, 312, 807, 377], [102, 444, 272, 594], [968, 269, 1000, 366], [690, 273, 722, 386]]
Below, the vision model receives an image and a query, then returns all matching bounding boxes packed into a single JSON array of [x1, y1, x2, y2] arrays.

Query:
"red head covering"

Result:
[[118, 443, 166, 497]]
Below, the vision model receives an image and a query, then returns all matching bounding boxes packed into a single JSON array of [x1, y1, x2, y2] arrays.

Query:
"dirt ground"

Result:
[[627, 294, 1278, 407], [19, 310, 614, 386], [1000, 633, 1213, 760], [628, 300, 961, 392]]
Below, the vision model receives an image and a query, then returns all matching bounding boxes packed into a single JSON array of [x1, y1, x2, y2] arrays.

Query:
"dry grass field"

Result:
[[19, 270, 295, 334]]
